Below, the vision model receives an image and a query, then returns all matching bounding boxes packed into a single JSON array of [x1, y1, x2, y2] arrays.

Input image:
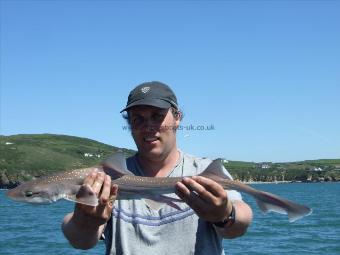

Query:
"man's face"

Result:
[[128, 105, 180, 161]]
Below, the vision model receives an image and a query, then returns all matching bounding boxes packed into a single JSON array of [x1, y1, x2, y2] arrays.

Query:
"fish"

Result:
[[6, 152, 312, 222]]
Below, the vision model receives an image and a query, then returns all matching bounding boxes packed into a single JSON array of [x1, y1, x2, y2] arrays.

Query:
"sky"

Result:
[[0, 1, 339, 163]]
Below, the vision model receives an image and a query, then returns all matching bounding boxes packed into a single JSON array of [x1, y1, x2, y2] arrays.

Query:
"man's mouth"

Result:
[[143, 137, 159, 142]]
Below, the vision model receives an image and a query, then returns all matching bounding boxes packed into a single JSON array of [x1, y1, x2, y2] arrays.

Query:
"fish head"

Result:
[[6, 181, 62, 204]]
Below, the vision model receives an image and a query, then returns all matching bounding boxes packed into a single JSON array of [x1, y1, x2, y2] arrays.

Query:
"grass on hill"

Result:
[[0, 134, 135, 182], [1, 133, 339, 184]]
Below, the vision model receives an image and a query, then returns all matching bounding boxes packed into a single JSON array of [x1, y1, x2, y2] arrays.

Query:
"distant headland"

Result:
[[1, 134, 339, 189]]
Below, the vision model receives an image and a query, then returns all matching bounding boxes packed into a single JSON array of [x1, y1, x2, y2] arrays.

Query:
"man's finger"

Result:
[[108, 185, 118, 207], [175, 183, 195, 208], [175, 181, 206, 211], [181, 177, 216, 204], [99, 175, 112, 205], [175, 181, 191, 196], [83, 168, 99, 186], [92, 172, 105, 196], [110, 184, 118, 198], [191, 176, 225, 197]]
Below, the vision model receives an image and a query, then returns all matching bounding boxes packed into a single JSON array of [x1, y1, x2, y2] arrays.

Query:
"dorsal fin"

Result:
[[199, 159, 230, 180], [101, 152, 133, 178]]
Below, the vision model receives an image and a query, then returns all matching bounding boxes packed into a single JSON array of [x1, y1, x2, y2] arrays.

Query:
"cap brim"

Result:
[[120, 98, 172, 113]]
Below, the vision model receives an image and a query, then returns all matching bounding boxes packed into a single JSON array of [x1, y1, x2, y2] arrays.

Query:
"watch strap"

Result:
[[213, 204, 236, 228]]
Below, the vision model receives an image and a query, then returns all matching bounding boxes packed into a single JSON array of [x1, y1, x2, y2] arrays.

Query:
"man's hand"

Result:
[[73, 170, 118, 228], [62, 169, 118, 249], [175, 176, 232, 223]]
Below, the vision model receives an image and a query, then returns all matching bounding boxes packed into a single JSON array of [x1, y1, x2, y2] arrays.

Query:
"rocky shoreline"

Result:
[[0, 173, 21, 189], [0, 181, 21, 189], [247, 180, 339, 184]]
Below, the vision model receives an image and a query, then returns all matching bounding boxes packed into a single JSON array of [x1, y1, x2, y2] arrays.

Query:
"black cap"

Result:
[[120, 81, 178, 113]]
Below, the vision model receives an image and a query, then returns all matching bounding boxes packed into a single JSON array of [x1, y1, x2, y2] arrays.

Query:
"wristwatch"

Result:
[[213, 204, 236, 228]]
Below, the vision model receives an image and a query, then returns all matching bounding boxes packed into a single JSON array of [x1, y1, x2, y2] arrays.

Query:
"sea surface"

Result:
[[1, 183, 339, 255]]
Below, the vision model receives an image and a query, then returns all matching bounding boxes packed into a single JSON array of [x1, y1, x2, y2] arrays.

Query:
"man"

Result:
[[62, 81, 253, 254]]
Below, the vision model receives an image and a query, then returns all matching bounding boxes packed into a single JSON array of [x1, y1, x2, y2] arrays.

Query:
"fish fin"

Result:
[[159, 195, 185, 211], [143, 198, 164, 211], [165, 201, 183, 211], [159, 195, 183, 203], [64, 195, 79, 204], [256, 199, 287, 215], [64, 185, 98, 206], [101, 152, 134, 178], [288, 208, 313, 223], [255, 192, 313, 222], [144, 195, 184, 211], [199, 159, 230, 180]]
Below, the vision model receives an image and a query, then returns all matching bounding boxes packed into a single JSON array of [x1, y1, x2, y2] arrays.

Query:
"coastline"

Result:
[[245, 181, 291, 184], [2, 180, 338, 190], [245, 180, 340, 184]]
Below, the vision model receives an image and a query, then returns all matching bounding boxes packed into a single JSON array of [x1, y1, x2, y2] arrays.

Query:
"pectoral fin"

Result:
[[143, 195, 184, 211], [143, 199, 164, 211], [64, 184, 98, 206]]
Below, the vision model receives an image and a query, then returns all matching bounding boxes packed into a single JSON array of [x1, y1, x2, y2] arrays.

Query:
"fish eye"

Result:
[[25, 191, 34, 197]]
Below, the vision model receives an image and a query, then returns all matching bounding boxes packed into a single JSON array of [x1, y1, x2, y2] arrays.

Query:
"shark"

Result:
[[6, 152, 312, 222]]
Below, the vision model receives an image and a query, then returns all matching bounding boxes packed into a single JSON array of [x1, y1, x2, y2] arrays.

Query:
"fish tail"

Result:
[[254, 191, 313, 222], [199, 159, 313, 222]]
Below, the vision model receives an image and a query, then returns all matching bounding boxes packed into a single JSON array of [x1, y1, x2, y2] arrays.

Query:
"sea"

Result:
[[1, 183, 339, 255]]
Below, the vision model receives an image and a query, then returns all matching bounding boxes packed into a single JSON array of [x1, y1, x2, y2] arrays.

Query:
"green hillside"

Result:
[[0, 134, 135, 187], [1, 134, 339, 188], [226, 159, 340, 182]]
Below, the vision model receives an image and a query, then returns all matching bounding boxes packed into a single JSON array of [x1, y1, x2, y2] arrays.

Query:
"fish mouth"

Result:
[[6, 188, 21, 199], [6, 187, 53, 204], [7, 192, 53, 204]]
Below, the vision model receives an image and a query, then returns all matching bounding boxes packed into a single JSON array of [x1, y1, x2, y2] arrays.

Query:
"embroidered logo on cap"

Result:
[[141, 87, 150, 93]]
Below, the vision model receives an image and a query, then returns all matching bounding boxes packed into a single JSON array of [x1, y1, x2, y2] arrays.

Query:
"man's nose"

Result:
[[142, 118, 158, 131]]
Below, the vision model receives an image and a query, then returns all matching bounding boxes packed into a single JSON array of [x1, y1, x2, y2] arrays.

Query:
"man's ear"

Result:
[[174, 116, 181, 130], [174, 110, 182, 120]]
